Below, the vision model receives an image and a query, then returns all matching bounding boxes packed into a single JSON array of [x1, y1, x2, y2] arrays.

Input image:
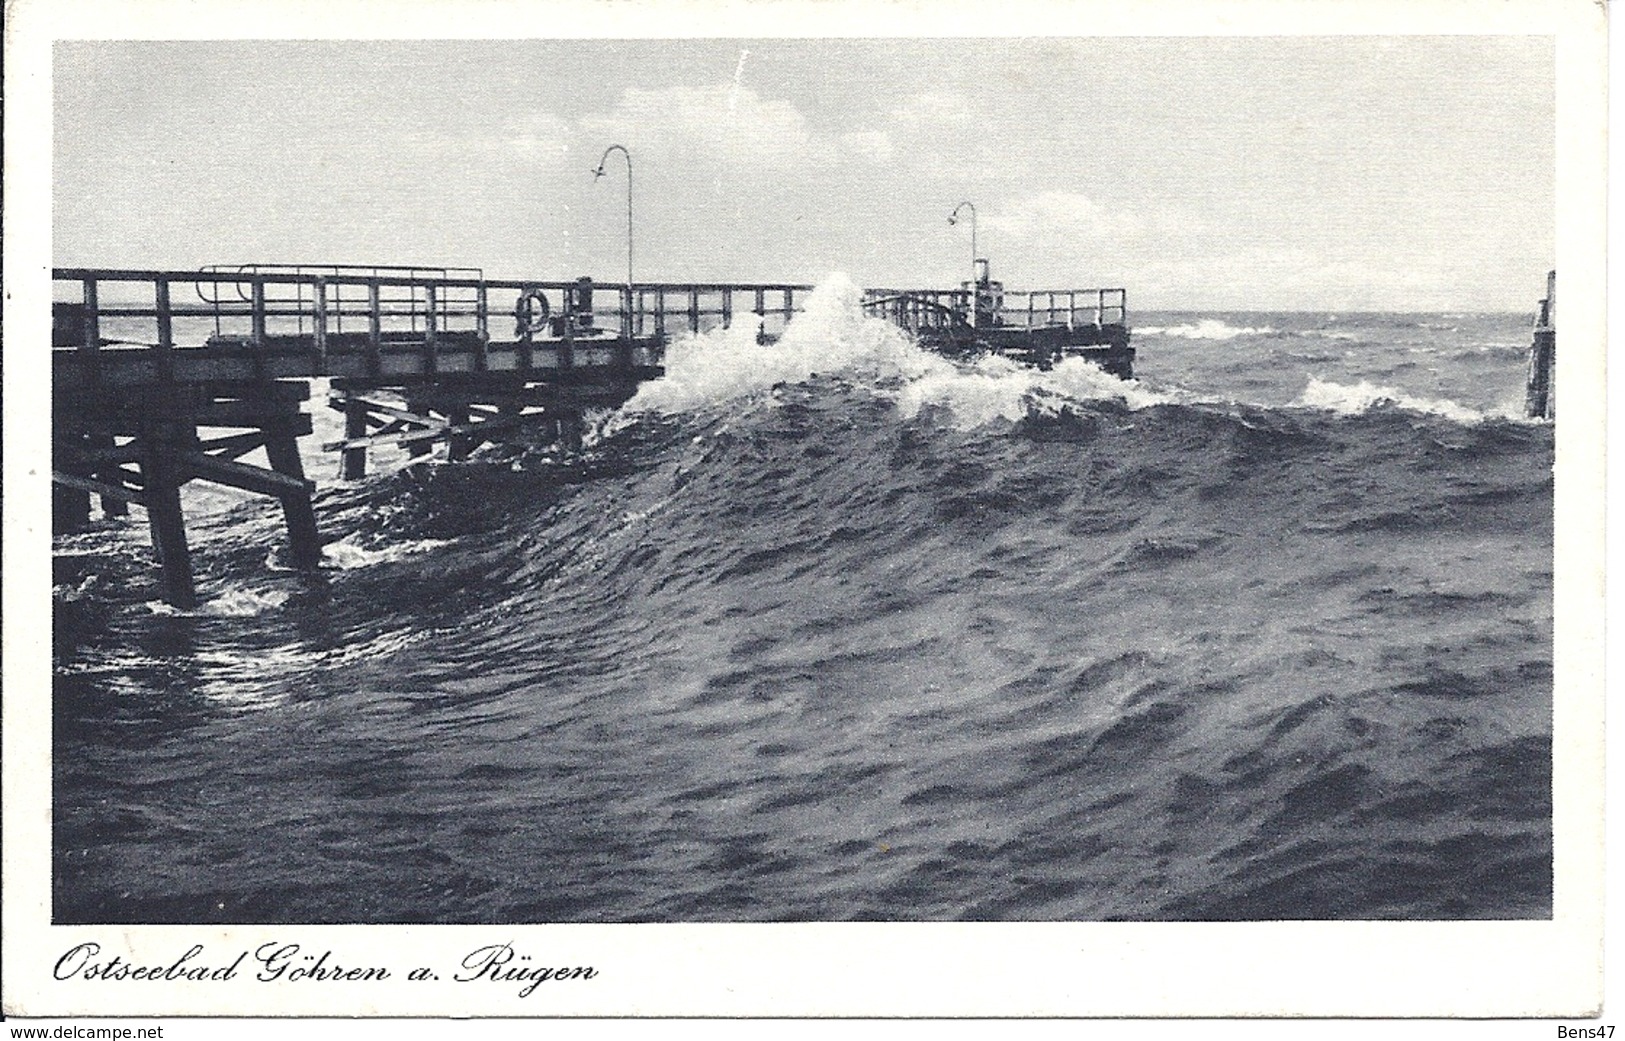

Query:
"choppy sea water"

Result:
[[52, 278, 1553, 922]]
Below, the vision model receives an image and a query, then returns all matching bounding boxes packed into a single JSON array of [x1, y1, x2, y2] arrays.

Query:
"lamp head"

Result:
[[593, 166, 606, 179], [947, 216, 957, 226]]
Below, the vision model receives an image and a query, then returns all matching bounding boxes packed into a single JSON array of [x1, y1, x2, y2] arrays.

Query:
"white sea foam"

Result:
[[617, 274, 929, 417], [1137, 319, 1278, 340], [894, 353, 1174, 426], [1294, 377, 1521, 424], [321, 535, 455, 570], [616, 272, 1174, 430], [202, 587, 290, 617], [54, 574, 101, 602], [145, 585, 289, 617]]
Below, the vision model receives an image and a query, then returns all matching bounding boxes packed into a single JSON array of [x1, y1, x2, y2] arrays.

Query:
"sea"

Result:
[[50, 277, 1554, 923]]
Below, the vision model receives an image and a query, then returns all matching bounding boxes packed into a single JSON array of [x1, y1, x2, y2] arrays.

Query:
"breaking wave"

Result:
[[1294, 377, 1529, 424]]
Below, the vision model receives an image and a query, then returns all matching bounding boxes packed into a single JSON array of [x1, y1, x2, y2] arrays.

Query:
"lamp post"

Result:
[[593, 145, 633, 333], [949, 201, 978, 325]]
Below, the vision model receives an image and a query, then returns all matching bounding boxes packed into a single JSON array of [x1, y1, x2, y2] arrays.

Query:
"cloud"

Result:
[[835, 130, 894, 164], [889, 92, 976, 129], [880, 91, 1003, 182], [988, 192, 1148, 243], [579, 84, 814, 172]]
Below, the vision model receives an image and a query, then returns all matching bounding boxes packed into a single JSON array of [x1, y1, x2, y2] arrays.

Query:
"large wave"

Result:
[[619, 273, 1174, 432]]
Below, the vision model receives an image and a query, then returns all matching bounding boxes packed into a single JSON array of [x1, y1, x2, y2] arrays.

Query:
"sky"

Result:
[[53, 37, 1555, 311]]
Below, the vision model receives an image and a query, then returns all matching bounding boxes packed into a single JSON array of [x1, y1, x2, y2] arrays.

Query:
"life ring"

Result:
[[514, 288, 552, 336]]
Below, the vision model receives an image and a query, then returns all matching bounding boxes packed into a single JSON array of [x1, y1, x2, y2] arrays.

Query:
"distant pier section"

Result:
[[862, 259, 1133, 377], [51, 262, 1132, 607]]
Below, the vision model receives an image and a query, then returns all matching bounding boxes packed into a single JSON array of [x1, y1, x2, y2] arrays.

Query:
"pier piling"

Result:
[[1525, 270, 1556, 420]]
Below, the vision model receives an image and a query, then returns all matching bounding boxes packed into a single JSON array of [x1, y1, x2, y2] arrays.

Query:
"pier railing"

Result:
[[52, 268, 1128, 365], [861, 286, 1127, 331], [1003, 287, 1127, 329], [52, 267, 821, 355], [193, 264, 487, 338]]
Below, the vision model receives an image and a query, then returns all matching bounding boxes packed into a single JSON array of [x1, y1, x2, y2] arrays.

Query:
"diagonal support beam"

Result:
[[197, 430, 271, 459], [180, 451, 314, 498], [51, 470, 149, 507], [328, 394, 448, 431]]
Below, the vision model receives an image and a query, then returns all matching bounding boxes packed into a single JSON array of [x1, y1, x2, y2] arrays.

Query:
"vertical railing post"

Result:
[[251, 279, 267, 349], [79, 278, 102, 384], [423, 283, 438, 374], [473, 283, 489, 371], [515, 288, 534, 372], [311, 277, 329, 374], [721, 287, 733, 329], [153, 279, 176, 384], [249, 277, 268, 381], [688, 287, 700, 334], [559, 285, 575, 371], [623, 284, 634, 340], [366, 280, 383, 378]]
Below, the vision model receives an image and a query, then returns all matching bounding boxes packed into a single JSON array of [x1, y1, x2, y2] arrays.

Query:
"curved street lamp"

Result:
[[949, 201, 978, 325], [948, 201, 977, 287], [593, 145, 634, 330]]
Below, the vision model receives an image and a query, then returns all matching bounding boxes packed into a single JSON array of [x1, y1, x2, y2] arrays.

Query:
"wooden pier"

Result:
[[52, 263, 1132, 606]]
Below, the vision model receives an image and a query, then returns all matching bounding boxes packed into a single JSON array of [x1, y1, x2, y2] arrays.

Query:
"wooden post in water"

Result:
[[405, 396, 434, 462], [446, 401, 472, 462], [342, 400, 369, 479], [53, 429, 93, 533], [264, 415, 323, 570], [1525, 270, 1556, 420], [559, 409, 585, 452], [141, 419, 197, 609]]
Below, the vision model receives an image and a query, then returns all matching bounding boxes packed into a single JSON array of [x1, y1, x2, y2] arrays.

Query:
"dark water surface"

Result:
[[53, 285, 1553, 922]]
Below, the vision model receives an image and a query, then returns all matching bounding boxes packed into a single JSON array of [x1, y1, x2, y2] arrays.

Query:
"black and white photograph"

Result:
[[2, 0, 1610, 1025]]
